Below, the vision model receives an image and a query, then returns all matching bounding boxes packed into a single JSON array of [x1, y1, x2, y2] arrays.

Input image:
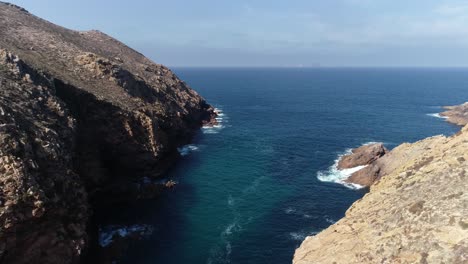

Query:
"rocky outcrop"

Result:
[[342, 103, 468, 187], [0, 2, 216, 263], [337, 143, 387, 170], [441, 102, 468, 126], [294, 126, 468, 263]]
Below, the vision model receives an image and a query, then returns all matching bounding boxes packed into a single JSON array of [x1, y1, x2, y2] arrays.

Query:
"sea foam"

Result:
[[289, 230, 318, 241], [316, 143, 380, 189], [202, 107, 227, 134], [427, 113, 448, 119], [177, 144, 199, 156], [98, 224, 154, 247]]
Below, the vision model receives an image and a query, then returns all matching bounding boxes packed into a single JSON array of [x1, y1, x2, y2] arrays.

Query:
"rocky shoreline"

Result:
[[440, 102, 468, 126], [294, 104, 468, 263], [0, 2, 216, 263], [335, 143, 389, 187]]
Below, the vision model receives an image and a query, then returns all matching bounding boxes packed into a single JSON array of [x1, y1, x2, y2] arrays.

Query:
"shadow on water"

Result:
[[94, 136, 207, 263]]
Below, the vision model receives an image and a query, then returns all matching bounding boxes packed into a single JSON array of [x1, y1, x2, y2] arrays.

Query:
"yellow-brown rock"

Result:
[[441, 102, 468, 126], [294, 125, 468, 264]]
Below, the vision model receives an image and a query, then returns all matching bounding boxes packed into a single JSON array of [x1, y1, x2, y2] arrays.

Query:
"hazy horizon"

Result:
[[8, 0, 468, 67]]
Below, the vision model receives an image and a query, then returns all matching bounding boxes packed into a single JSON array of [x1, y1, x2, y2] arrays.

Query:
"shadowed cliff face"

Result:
[[0, 2, 216, 263], [0, 50, 89, 264]]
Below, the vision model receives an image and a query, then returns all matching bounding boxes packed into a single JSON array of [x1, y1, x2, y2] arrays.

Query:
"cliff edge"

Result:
[[294, 112, 468, 263], [0, 2, 216, 263]]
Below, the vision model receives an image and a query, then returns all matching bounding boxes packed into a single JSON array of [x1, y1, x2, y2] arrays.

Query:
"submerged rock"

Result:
[[337, 143, 388, 170]]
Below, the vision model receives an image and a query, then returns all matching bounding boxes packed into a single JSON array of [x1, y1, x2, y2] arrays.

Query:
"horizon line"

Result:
[[168, 65, 468, 69]]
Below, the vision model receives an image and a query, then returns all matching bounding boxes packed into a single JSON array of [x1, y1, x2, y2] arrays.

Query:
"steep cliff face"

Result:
[[0, 50, 89, 264], [0, 2, 216, 263], [294, 126, 468, 263]]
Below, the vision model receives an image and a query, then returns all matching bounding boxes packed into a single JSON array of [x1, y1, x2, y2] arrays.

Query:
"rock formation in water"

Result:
[[341, 103, 468, 187], [441, 102, 468, 126], [294, 107, 468, 263], [0, 2, 216, 263], [337, 143, 387, 170]]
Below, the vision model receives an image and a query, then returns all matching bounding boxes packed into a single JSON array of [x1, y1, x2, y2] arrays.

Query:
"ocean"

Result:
[[101, 68, 464, 264]]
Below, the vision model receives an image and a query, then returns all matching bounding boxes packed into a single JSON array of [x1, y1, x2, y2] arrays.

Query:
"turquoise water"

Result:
[[104, 68, 464, 263]]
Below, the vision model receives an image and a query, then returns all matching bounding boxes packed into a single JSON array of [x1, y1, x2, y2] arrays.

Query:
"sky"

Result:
[[7, 0, 468, 67]]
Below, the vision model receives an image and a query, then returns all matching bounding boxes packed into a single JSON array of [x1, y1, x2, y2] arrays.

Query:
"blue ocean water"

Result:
[[108, 68, 465, 264]]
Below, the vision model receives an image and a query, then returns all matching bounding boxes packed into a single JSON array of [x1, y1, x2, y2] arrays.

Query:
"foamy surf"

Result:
[[316, 143, 380, 189], [207, 219, 240, 264], [177, 144, 199, 156], [324, 215, 336, 224], [427, 113, 448, 119], [284, 207, 313, 219], [202, 107, 227, 134], [98, 224, 154, 247], [289, 230, 318, 241]]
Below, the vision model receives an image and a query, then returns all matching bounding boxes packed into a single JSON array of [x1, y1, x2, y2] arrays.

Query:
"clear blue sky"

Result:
[[7, 0, 468, 67]]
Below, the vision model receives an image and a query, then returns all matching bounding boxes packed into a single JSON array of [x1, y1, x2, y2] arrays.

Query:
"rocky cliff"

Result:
[[441, 102, 468, 126], [0, 2, 216, 263], [294, 111, 468, 263]]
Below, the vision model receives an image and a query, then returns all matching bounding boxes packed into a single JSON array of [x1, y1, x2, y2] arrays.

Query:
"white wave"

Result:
[[289, 231, 318, 241], [207, 219, 239, 264], [284, 207, 314, 219], [427, 113, 448, 119], [202, 107, 227, 134], [317, 145, 377, 189], [223, 221, 241, 236], [177, 144, 199, 156], [324, 215, 336, 224], [289, 232, 307, 241], [317, 163, 366, 189], [362, 141, 380, 146], [214, 107, 225, 117], [98, 224, 153, 247]]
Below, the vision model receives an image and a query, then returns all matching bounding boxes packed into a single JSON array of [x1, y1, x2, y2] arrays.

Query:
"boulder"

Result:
[[337, 143, 388, 169]]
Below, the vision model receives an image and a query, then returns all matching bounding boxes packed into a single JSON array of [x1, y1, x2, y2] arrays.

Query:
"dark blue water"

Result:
[[114, 68, 464, 264]]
